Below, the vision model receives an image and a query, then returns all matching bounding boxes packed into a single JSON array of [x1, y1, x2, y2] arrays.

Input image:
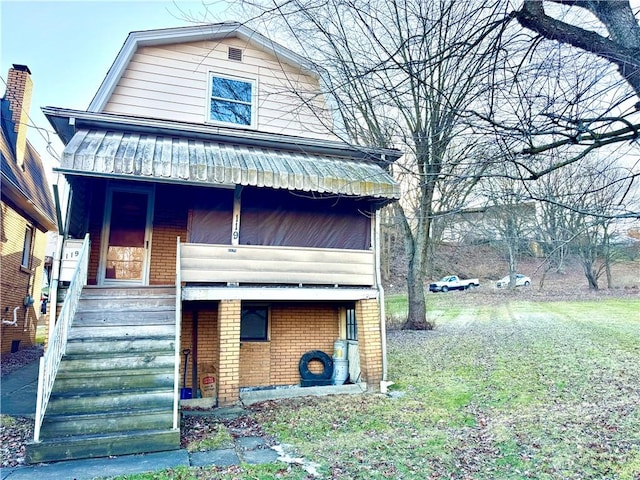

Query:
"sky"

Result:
[[0, 0, 230, 176]]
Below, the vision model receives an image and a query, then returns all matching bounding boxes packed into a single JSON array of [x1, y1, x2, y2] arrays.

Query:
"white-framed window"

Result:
[[346, 306, 358, 341], [240, 304, 269, 341], [21, 225, 34, 269], [208, 73, 255, 127]]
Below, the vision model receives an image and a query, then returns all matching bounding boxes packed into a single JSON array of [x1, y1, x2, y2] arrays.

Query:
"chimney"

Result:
[[5, 64, 33, 169]]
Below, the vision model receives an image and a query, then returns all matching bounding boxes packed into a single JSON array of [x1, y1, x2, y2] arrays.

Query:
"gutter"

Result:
[[1, 173, 57, 231], [374, 211, 388, 384], [41, 107, 402, 163]]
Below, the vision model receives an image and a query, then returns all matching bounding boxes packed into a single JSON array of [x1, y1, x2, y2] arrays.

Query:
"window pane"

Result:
[[346, 307, 358, 341], [241, 307, 268, 341], [210, 100, 252, 125], [212, 77, 252, 103], [21, 226, 33, 268]]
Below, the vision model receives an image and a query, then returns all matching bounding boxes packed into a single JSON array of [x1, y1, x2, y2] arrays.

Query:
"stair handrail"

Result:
[[33, 234, 90, 442], [173, 236, 182, 430]]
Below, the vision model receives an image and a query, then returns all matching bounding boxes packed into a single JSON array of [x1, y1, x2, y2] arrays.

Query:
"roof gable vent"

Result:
[[228, 47, 243, 62]]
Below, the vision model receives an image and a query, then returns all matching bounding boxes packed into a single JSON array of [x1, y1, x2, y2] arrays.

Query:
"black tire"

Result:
[[524, 281, 530, 287], [441, 286, 449, 293], [299, 350, 334, 380], [467, 284, 476, 290]]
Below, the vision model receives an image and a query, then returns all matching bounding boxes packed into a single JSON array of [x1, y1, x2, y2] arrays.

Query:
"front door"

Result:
[[98, 185, 154, 285]]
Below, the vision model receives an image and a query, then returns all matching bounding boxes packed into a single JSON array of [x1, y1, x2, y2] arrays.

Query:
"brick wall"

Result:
[[179, 305, 219, 391], [180, 302, 345, 401], [5, 65, 33, 168], [239, 342, 271, 386], [217, 300, 241, 405], [265, 303, 339, 386], [0, 202, 47, 353], [149, 184, 188, 285], [355, 298, 382, 389]]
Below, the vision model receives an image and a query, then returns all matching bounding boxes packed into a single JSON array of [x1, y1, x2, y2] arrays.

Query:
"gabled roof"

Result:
[[1, 99, 56, 231], [89, 22, 319, 113]]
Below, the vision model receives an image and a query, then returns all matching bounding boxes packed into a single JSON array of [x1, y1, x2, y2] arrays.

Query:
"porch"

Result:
[[176, 238, 384, 407]]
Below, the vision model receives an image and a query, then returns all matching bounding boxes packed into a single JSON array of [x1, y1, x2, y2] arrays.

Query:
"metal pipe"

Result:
[[1, 307, 20, 326]]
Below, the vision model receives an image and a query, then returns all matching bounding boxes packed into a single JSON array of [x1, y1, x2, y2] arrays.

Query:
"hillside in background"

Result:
[[383, 242, 639, 297]]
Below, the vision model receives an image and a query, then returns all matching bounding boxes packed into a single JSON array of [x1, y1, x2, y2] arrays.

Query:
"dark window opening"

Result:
[[346, 306, 357, 341], [241, 305, 269, 341]]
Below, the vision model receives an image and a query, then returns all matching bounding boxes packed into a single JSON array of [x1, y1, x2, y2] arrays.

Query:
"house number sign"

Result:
[[232, 214, 240, 241], [60, 239, 84, 282], [232, 186, 242, 246]]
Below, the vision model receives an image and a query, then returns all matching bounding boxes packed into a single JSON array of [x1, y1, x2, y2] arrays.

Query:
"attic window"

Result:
[[208, 73, 255, 127], [228, 47, 243, 62]]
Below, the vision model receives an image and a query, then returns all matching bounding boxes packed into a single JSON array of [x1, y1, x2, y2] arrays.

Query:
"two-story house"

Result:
[[27, 22, 400, 463], [1, 65, 56, 355]]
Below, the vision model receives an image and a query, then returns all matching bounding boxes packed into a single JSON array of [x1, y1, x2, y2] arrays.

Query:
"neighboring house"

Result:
[[436, 202, 537, 244], [1, 65, 56, 354], [28, 22, 400, 463]]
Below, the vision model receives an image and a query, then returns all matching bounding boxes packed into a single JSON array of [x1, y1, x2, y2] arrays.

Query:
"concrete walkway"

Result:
[[1, 436, 282, 480], [0, 361, 312, 480], [0, 361, 39, 417]]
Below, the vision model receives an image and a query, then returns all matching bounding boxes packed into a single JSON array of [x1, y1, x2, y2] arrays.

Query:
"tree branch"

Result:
[[515, 0, 640, 97]]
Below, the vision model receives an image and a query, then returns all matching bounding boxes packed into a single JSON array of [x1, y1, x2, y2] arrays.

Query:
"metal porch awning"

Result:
[[57, 129, 400, 199]]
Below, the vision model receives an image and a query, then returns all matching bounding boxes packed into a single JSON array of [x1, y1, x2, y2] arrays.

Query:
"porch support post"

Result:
[[355, 298, 383, 390], [217, 299, 241, 406]]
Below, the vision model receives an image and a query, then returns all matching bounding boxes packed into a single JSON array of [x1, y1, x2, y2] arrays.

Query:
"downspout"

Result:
[[374, 210, 388, 384]]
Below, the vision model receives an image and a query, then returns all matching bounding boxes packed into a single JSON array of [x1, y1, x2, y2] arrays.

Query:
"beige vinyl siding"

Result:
[[102, 40, 336, 140]]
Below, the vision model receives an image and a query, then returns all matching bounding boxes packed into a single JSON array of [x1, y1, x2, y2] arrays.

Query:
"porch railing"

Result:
[[179, 242, 376, 287], [33, 234, 90, 442], [172, 237, 183, 430]]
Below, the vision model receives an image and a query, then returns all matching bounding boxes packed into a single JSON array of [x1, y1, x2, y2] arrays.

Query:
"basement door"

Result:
[[98, 185, 154, 285]]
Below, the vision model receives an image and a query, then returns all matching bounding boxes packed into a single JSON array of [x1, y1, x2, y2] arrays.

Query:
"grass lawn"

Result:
[[111, 295, 640, 479]]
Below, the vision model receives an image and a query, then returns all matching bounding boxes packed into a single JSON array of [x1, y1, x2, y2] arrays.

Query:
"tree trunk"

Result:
[[583, 259, 599, 290], [508, 243, 517, 289], [403, 258, 431, 330], [398, 203, 433, 330]]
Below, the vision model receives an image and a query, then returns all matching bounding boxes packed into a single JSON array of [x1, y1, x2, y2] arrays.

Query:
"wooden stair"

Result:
[[26, 286, 179, 464]]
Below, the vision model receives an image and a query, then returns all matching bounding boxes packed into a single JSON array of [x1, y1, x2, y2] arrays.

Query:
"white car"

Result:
[[496, 274, 531, 288]]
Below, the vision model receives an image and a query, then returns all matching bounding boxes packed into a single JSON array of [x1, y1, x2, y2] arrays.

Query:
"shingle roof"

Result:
[[57, 129, 400, 200], [0, 99, 56, 231]]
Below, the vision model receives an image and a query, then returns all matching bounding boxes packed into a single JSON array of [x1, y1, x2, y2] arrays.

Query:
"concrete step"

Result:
[[81, 286, 175, 297], [73, 308, 175, 326], [39, 408, 174, 439], [32, 286, 179, 465], [77, 295, 175, 311], [58, 352, 175, 372], [68, 324, 175, 340], [65, 337, 174, 355], [46, 389, 174, 415], [26, 428, 180, 464], [53, 368, 174, 392]]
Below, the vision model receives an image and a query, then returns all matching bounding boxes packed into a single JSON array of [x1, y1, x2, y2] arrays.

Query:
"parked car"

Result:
[[496, 274, 531, 288], [429, 275, 480, 293]]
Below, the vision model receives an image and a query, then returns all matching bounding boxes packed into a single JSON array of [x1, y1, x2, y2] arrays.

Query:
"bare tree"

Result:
[[531, 154, 634, 289], [501, 0, 640, 202], [478, 177, 536, 288], [222, 0, 515, 329]]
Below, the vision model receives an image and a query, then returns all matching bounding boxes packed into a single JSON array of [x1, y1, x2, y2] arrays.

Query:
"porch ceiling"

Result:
[[57, 129, 400, 200]]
